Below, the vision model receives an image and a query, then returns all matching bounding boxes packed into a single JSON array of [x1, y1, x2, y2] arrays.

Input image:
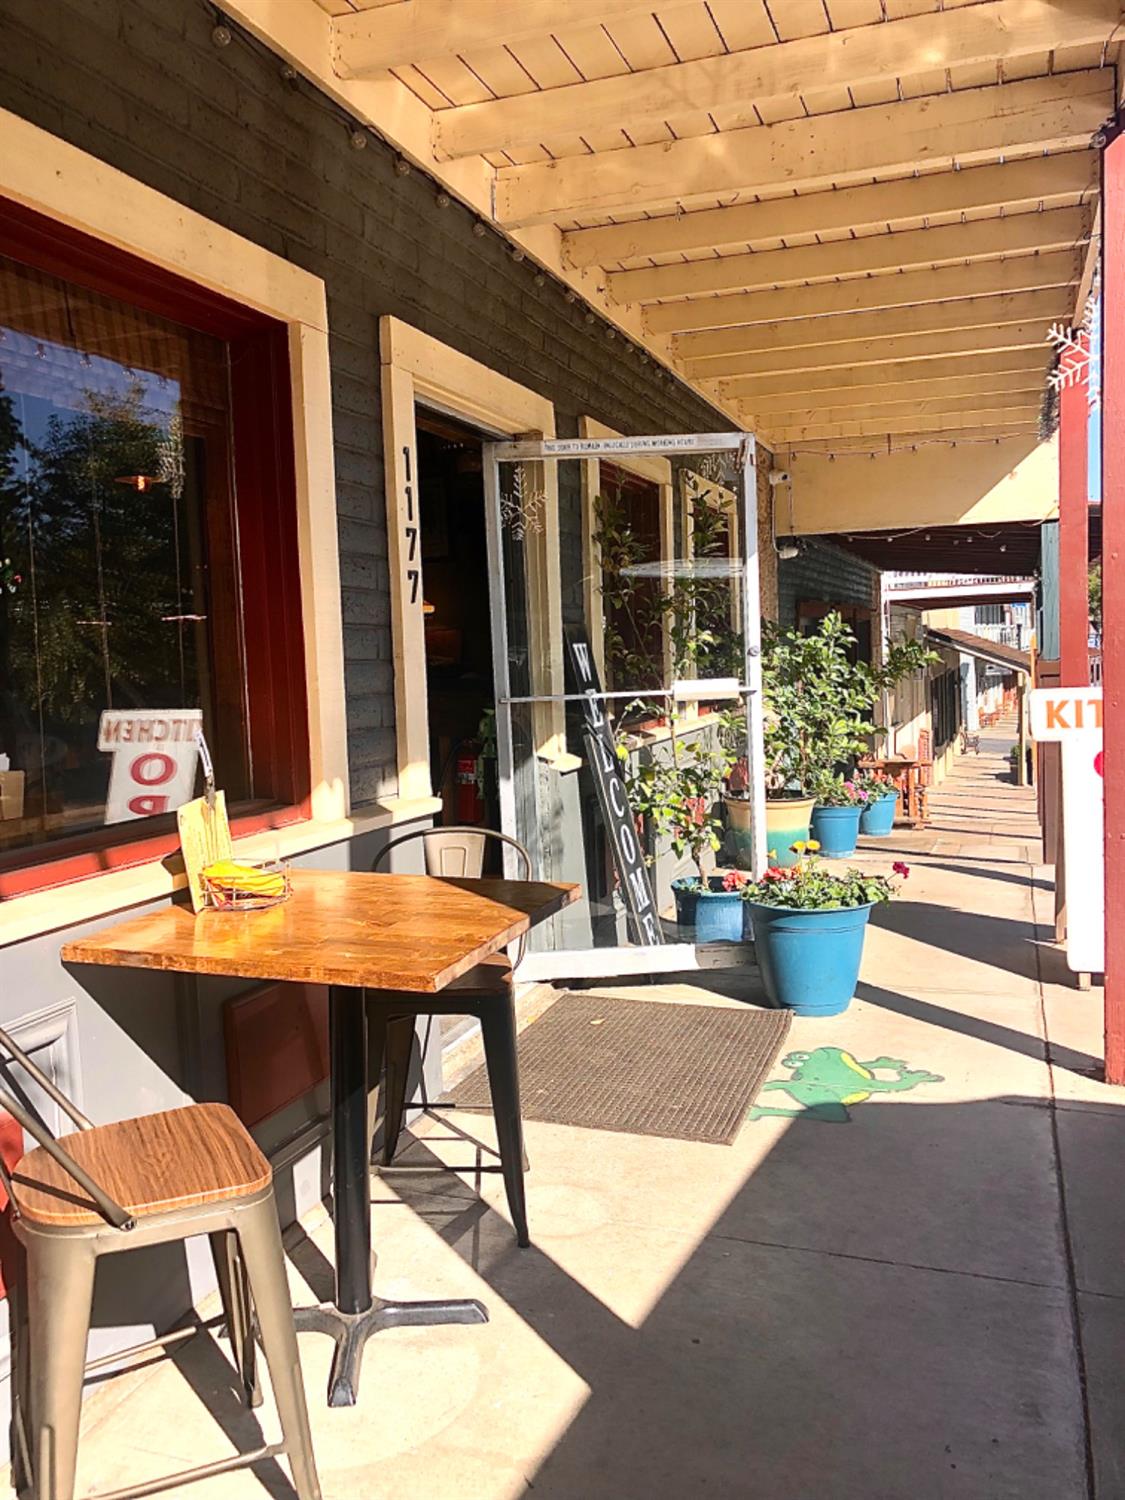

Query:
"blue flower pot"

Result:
[[859, 789, 899, 837], [672, 877, 747, 942], [810, 803, 863, 857], [746, 901, 873, 1016]]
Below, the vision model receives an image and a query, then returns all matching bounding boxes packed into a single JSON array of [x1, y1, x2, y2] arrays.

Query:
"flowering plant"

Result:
[[0, 557, 22, 597], [852, 768, 897, 801], [811, 773, 869, 807], [744, 841, 909, 910]]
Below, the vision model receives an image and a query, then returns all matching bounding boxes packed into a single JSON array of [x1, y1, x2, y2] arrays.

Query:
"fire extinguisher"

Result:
[[455, 741, 485, 824]]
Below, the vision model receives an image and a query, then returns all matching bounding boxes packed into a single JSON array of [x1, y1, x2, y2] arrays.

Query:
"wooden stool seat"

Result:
[[11, 1102, 271, 1227]]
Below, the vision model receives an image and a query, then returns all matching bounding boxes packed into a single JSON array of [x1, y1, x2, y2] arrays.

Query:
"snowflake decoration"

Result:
[[500, 466, 546, 540], [1046, 288, 1101, 413]]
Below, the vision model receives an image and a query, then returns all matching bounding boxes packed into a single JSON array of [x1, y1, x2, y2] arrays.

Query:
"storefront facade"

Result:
[[0, 0, 764, 1419], [0, 0, 920, 1440]]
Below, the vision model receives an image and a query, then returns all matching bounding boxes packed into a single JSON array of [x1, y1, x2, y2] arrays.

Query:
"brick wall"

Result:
[[0, 0, 738, 804]]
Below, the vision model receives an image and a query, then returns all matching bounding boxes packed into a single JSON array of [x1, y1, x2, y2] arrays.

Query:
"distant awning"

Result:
[[925, 626, 1030, 676]]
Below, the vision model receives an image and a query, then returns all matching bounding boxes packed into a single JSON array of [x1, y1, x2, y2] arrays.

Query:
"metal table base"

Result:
[[295, 984, 489, 1407]]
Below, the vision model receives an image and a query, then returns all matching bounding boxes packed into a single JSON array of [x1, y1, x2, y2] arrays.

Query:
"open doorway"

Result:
[[415, 408, 498, 833]]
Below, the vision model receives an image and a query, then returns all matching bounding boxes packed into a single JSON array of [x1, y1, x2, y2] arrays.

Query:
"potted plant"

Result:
[[809, 774, 868, 856], [753, 614, 935, 865], [621, 728, 741, 939], [742, 843, 909, 1016], [856, 769, 900, 837]]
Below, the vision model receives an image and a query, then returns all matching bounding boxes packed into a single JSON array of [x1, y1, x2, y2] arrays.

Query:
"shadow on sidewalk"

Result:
[[389, 1089, 1095, 1499], [857, 981, 1100, 1075], [870, 900, 1041, 985]]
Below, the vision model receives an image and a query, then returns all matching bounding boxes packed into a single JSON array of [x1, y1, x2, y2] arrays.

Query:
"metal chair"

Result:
[[0, 1024, 321, 1500], [371, 826, 532, 1246]]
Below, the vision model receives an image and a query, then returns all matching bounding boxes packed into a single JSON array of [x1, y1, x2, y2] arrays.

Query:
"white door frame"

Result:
[[486, 432, 766, 982]]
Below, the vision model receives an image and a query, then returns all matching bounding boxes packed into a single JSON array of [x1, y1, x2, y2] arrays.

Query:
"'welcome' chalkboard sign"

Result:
[[565, 629, 663, 946]]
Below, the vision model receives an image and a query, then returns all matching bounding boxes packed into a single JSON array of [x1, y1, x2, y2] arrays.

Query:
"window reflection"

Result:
[[0, 253, 246, 854]]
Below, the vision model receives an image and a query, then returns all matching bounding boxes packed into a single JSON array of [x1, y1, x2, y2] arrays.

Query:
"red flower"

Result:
[[762, 866, 788, 882], [722, 870, 748, 892], [892, 861, 910, 879]]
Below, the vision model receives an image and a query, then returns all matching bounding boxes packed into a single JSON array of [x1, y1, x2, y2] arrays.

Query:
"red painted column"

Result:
[[1102, 127, 1125, 1083], [1058, 344, 1089, 689]]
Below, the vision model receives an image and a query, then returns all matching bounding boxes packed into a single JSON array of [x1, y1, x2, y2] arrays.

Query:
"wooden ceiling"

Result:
[[313, 0, 1119, 453]]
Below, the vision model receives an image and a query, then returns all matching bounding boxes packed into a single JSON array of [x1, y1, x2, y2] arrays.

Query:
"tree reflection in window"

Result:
[[0, 253, 244, 853]]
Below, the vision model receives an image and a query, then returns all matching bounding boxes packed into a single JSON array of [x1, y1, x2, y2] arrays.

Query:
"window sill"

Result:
[[0, 796, 442, 950]]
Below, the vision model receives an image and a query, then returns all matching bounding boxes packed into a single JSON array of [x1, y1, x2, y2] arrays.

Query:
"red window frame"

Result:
[[0, 197, 311, 900]]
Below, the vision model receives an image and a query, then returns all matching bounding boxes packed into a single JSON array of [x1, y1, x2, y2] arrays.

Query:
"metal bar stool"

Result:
[[371, 826, 533, 1247], [0, 1025, 321, 1500]]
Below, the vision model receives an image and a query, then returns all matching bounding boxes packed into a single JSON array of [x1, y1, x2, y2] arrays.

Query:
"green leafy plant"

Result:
[[620, 729, 736, 879], [595, 469, 746, 877], [744, 841, 909, 910], [761, 613, 937, 795], [1089, 562, 1102, 639]]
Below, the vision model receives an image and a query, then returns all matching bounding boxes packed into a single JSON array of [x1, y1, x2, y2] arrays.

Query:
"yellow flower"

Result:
[[790, 840, 806, 853], [806, 839, 821, 852]]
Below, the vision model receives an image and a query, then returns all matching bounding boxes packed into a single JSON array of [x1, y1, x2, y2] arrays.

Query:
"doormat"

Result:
[[453, 993, 791, 1145]]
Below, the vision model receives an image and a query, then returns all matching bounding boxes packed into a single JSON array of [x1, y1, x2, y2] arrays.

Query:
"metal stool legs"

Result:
[[376, 993, 530, 1247], [209, 1231, 261, 1408], [379, 1016, 416, 1168], [15, 1194, 321, 1500], [235, 1197, 322, 1500], [479, 995, 529, 1248], [25, 1236, 96, 1500]]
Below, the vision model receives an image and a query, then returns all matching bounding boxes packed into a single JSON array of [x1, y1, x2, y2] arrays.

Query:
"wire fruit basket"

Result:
[[201, 859, 291, 911]]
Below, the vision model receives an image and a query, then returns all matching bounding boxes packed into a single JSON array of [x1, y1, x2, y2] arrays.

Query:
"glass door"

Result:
[[485, 434, 765, 980]]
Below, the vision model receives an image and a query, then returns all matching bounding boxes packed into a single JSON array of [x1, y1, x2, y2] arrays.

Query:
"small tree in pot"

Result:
[[620, 730, 744, 939], [725, 614, 935, 865]]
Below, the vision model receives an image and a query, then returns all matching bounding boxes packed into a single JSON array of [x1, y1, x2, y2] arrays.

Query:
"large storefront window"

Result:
[[0, 207, 309, 893]]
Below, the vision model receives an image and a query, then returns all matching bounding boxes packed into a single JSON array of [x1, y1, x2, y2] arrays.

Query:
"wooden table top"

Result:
[[61, 869, 579, 993]]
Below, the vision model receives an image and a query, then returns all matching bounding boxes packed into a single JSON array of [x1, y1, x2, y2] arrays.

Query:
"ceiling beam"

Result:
[[717, 347, 1052, 400], [761, 407, 1042, 442], [439, 0, 1120, 161], [611, 205, 1089, 304], [767, 415, 1041, 448], [674, 287, 1072, 364], [684, 320, 1059, 381], [564, 153, 1095, 268], [331, 0, 657, 77], [742, 369, 1049, 417], [755, 390, 1048, 428], [643, 250, 1079, 336], [495, 70, 1113, 227]]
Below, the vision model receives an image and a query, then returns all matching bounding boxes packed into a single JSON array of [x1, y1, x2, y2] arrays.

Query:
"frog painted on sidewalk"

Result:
[[749, 1046, 944, 1123]]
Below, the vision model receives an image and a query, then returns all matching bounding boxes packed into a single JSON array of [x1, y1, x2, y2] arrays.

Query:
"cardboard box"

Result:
[[0, 771, 26, 821]]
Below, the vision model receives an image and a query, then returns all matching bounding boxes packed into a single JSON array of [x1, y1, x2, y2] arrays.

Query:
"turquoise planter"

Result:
[[672, 877, 747, 943], [859, 789, 899, 837], [810, 803, 863, 857], [746, 901, 873, 1017]]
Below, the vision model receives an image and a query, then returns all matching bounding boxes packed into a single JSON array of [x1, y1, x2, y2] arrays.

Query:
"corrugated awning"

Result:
[[925, 626, 1030, 676]]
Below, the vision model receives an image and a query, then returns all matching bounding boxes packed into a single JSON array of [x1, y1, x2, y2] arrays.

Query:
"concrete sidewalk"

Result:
[[65, 739, 1122, 1499]]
